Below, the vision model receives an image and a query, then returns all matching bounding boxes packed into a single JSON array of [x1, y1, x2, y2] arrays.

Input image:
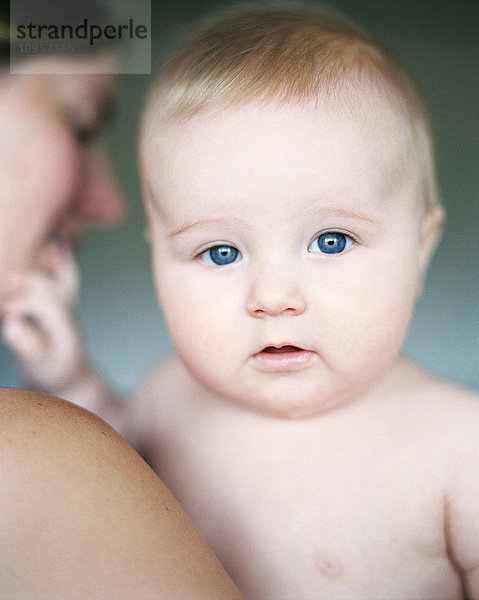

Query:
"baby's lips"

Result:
[[261, 345, 304, 353], [253, 344, 309, 357]]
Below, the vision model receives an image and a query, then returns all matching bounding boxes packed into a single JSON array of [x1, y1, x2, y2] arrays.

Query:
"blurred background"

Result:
[[5, 0, 479, 394]]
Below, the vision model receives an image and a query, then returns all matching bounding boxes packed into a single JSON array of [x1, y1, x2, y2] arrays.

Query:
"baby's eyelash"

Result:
[[196, 243, 242, 266], [308, 230, 355, 255]]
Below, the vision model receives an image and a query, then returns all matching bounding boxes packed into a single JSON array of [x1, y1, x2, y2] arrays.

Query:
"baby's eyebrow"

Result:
[[169, 217, 247, 238], [318, 208, 378, 225], [302, 206, 380, 226], [168, 207, 378, 239]]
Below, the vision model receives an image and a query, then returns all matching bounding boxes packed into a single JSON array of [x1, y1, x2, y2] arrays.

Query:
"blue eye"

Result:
[[200, 245, 241, 266], [309, 232, 352, 254]]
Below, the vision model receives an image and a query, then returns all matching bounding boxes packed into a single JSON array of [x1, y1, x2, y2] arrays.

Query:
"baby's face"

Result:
[[143, 101, 437, 418]]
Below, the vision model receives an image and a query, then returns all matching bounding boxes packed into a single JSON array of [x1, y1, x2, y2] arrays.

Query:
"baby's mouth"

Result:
[[251, 345, 316, 372], [261, 345, 304, 354]]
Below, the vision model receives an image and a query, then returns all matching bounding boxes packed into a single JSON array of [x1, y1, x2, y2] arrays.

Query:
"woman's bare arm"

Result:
[[0, 388, 243, 600]]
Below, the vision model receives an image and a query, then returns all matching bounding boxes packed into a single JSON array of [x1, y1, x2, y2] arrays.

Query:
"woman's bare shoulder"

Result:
[[0, 387, 243, 600], [1, 386, 116, 441]]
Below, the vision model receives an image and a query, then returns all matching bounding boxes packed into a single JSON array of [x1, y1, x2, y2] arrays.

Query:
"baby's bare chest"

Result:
[[151, 417, 462, 599]]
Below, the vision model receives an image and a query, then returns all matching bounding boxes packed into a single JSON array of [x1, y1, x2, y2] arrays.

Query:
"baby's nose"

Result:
[[246, 268, 306, 317]]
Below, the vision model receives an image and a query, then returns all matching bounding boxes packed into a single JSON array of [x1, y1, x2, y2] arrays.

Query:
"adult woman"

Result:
[[0, 5, 242, 598], [0, 5, 124, 387]]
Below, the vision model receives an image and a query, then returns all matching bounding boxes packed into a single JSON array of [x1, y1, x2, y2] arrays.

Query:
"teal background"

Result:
[[53, 1, 479, 393]]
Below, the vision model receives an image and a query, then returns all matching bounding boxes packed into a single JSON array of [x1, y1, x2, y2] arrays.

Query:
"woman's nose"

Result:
[[246, 268, 306, 317], [79, 150, 126, 226]]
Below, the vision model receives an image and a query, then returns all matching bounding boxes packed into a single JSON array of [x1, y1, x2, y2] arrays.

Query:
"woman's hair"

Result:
[[0, 3, 11, 61], [143, 1, 438, 209]]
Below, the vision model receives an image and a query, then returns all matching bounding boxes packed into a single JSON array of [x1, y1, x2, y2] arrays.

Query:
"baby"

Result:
[[4, 3, 479, 598]]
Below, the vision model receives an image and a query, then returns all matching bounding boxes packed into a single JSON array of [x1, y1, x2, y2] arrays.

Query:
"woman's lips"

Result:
[[251, 345, 317, 372]]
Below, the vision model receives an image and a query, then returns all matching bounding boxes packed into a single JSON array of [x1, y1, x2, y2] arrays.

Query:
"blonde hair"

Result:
[[143, 1, 439, 208]]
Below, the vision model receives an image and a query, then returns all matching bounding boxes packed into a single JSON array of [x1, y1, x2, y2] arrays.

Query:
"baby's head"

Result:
[[140, 2, 444, 418]]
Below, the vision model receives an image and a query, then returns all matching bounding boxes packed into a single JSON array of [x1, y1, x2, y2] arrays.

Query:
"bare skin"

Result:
[[126, 354, 479, 600], [0, 387, 243, 600], [0, 54, 244, 600], [4, 74, 478, 600]]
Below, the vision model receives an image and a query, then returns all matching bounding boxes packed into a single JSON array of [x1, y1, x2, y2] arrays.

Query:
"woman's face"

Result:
[[0, 53, 125, 279]]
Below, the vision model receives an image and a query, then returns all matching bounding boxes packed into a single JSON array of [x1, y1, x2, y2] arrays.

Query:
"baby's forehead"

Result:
[[141, 98, 420, 226], [141, 94, 414, 181]]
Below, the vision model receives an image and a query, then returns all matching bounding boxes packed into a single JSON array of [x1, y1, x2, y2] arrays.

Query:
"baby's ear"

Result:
[[416, 204, 445, 295]]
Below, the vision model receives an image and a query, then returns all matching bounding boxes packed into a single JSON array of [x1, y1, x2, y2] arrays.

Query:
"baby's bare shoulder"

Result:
[[139, 353, 195, 400], [393, 358, 479, 428], [136, 353, 205, 417], [133, 353, 215, 438], [380, 359, 479, 466], [420, 370, 478, 429]]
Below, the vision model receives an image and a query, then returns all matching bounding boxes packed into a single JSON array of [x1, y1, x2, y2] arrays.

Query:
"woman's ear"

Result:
[[416, 204, 445, 296]]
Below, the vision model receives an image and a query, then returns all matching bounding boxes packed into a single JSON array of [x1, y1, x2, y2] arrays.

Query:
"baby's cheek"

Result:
[[311, 265, 414, 359], [157, 270, 218, 343], [164, 279, 240, 383]]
